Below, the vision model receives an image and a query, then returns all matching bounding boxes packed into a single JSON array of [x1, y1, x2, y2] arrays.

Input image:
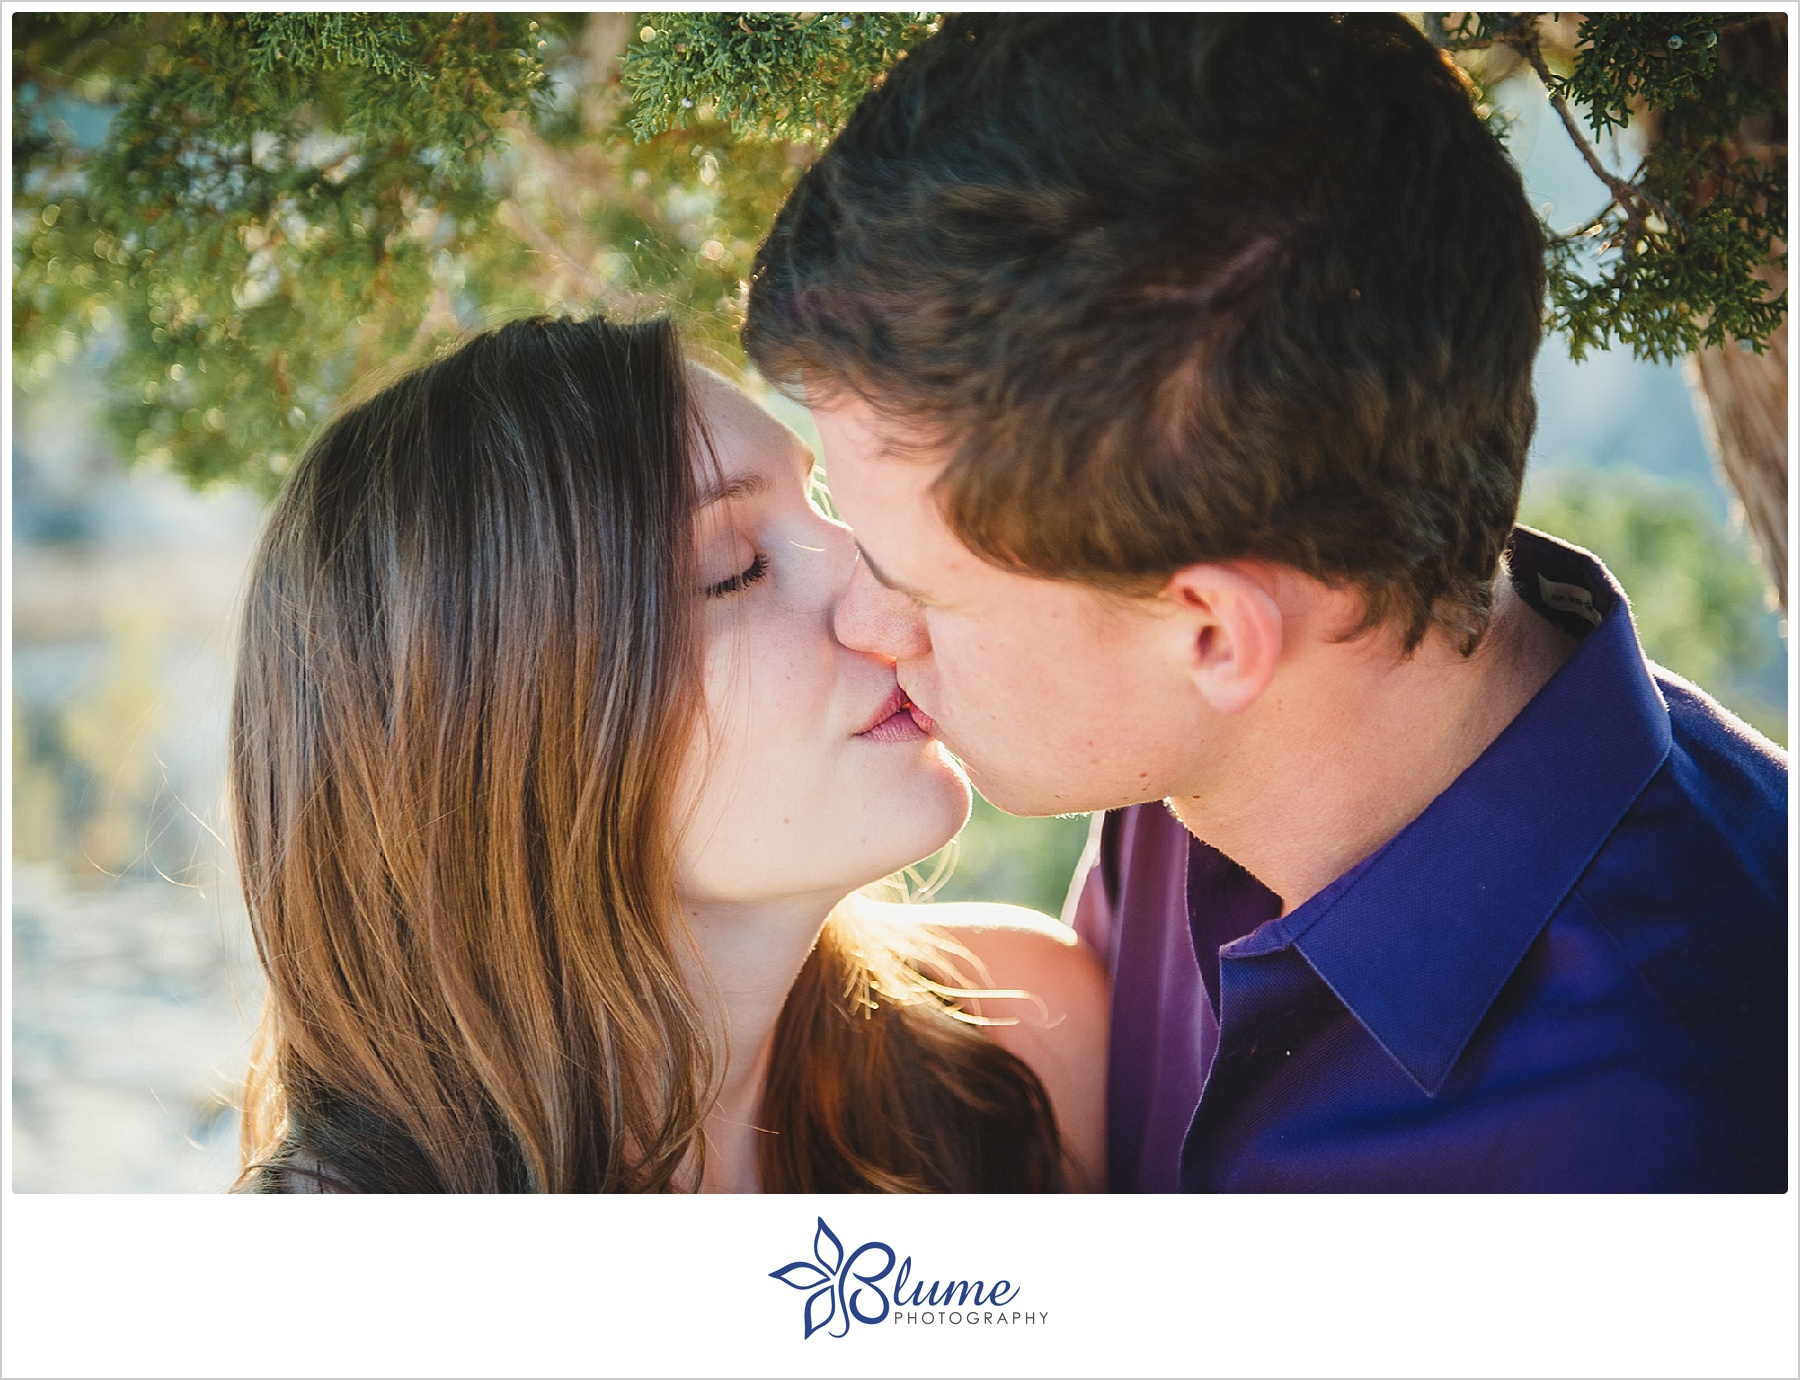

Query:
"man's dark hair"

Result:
[[745, 14, 1546, 651]]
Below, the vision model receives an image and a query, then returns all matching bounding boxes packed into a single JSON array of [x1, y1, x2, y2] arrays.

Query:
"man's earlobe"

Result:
[[1163, 566, 1283, 714]]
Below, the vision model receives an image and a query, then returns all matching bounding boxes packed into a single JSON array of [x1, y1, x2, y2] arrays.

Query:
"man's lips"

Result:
[[905, 701, 939, 736]]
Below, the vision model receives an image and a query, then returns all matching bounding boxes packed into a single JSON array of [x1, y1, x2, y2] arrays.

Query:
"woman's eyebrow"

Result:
[[697, 470, 769, 507], [698, 440, 813, 507]]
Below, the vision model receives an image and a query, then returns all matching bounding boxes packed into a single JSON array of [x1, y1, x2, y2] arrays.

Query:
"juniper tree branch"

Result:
[[1519, 28, 1693, 239], [1548, 203, 1616, 245]]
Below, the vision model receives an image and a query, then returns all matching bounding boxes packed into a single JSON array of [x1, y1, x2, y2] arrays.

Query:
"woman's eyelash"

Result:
[[704, 553, 768, 598]]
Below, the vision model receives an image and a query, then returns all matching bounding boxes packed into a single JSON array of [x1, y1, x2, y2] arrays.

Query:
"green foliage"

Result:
[[1553, 14, 1728, 134], [11, 12, 1788, 496], [622, 13, 938, 145], [1520, 475, 1784, 742], [925, 795, 1092, 920], [1446, 13, 1786, 363], [14, 13, 553, 490], [560, 117, 812, 364], [12, 13, 813, 494]]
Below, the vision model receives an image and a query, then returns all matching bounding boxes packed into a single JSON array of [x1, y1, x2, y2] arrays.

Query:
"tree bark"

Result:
[[1685, 13, 1788, 610], [1690, 276, 1787, 610]]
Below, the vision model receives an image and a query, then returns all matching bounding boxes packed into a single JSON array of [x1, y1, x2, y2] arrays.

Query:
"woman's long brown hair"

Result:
[[232, 315, 1060, 1192]]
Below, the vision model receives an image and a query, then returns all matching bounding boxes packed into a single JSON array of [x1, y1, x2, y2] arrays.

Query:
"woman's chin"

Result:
[[862, 753, 974, 882], [807, 753, 973, 897]]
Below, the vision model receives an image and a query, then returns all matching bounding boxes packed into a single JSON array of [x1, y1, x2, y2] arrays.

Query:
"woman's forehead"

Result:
[[689, 366, 813, 492]]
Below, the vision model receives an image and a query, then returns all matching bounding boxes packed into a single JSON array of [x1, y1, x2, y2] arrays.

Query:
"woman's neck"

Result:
[[676, 890, 842, 1193]]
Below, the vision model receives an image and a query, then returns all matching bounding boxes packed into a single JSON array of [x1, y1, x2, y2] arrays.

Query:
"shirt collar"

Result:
[[1221, 527, 1673, 1096]]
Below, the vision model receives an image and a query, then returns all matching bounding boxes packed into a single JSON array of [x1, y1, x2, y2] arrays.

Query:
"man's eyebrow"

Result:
[[855, 541, 929, 601]]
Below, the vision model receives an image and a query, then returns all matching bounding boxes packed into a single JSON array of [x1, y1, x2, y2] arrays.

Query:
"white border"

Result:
[[4, 6, 1796, 1379]]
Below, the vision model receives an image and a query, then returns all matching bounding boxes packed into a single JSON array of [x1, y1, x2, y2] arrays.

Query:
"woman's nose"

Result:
[[832, 551, 931, 660]]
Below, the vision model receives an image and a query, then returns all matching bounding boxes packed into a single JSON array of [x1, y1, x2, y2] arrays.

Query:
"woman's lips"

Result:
[[906, 702, 938, 736], [855, 686, 929, 742], [861, 707, 928, 743]]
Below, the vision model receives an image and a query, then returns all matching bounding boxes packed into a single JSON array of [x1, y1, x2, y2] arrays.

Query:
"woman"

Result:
[[232, 314, 1106, 1192]]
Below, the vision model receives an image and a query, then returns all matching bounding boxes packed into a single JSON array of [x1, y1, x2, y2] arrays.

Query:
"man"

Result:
[[743, 14, 1787, 1190]]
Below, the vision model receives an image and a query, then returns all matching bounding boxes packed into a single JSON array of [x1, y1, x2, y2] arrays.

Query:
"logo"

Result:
[[768, 1217, 1043, 1339]]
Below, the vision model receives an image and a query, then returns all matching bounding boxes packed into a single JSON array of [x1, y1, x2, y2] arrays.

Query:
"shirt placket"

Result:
[[1182, 944, 1339, 1191]]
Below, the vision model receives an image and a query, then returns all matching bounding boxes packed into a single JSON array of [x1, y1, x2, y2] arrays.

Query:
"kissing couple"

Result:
[[234, 15, 1786, 1193]]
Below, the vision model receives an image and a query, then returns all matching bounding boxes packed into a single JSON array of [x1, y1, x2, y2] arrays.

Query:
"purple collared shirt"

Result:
[[1069, 528, 1788, 1192]]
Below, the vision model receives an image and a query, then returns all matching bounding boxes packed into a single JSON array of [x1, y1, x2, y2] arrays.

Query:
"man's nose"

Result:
[[833, 553, 931, 660]]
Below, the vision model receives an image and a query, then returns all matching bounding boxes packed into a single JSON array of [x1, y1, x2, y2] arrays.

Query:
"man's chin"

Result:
[[962, 766, 1099, 820], [958, 754, 1177, 819]]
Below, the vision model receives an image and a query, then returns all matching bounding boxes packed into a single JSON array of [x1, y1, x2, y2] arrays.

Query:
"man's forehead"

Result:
[[818, 418, 952, 524], [814, 394, 952, 467]]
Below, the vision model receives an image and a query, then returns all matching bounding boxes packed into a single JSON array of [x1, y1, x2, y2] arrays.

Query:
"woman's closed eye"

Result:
[[704, 552, 768, 598]]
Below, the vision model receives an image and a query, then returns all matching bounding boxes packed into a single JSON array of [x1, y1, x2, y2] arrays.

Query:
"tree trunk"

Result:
[[1690, 280, 1787, 610], [1685, 13, 1788, 611]]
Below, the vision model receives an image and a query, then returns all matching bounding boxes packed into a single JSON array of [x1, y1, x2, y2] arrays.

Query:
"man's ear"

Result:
[[1161, 565, 1283, 714]]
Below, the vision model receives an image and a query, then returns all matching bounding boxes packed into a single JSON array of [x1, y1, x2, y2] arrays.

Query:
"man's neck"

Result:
[[1167, 579, 1579, 915]]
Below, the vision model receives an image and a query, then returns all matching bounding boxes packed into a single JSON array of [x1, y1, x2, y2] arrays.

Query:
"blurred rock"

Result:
[[12, 863, 263, 1192]]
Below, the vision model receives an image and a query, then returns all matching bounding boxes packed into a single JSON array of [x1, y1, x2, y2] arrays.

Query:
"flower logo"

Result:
[[769, 1217, 896, 1339]]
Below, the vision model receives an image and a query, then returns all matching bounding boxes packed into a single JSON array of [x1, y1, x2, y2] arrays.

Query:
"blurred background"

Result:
[[10, 15, 1787, 1191]]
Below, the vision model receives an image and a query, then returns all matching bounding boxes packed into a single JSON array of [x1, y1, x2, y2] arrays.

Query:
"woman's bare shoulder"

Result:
[[850, 896, 1103, 1004], [850, 895, 1109, 1188], [852, 895, 1083, 947]]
